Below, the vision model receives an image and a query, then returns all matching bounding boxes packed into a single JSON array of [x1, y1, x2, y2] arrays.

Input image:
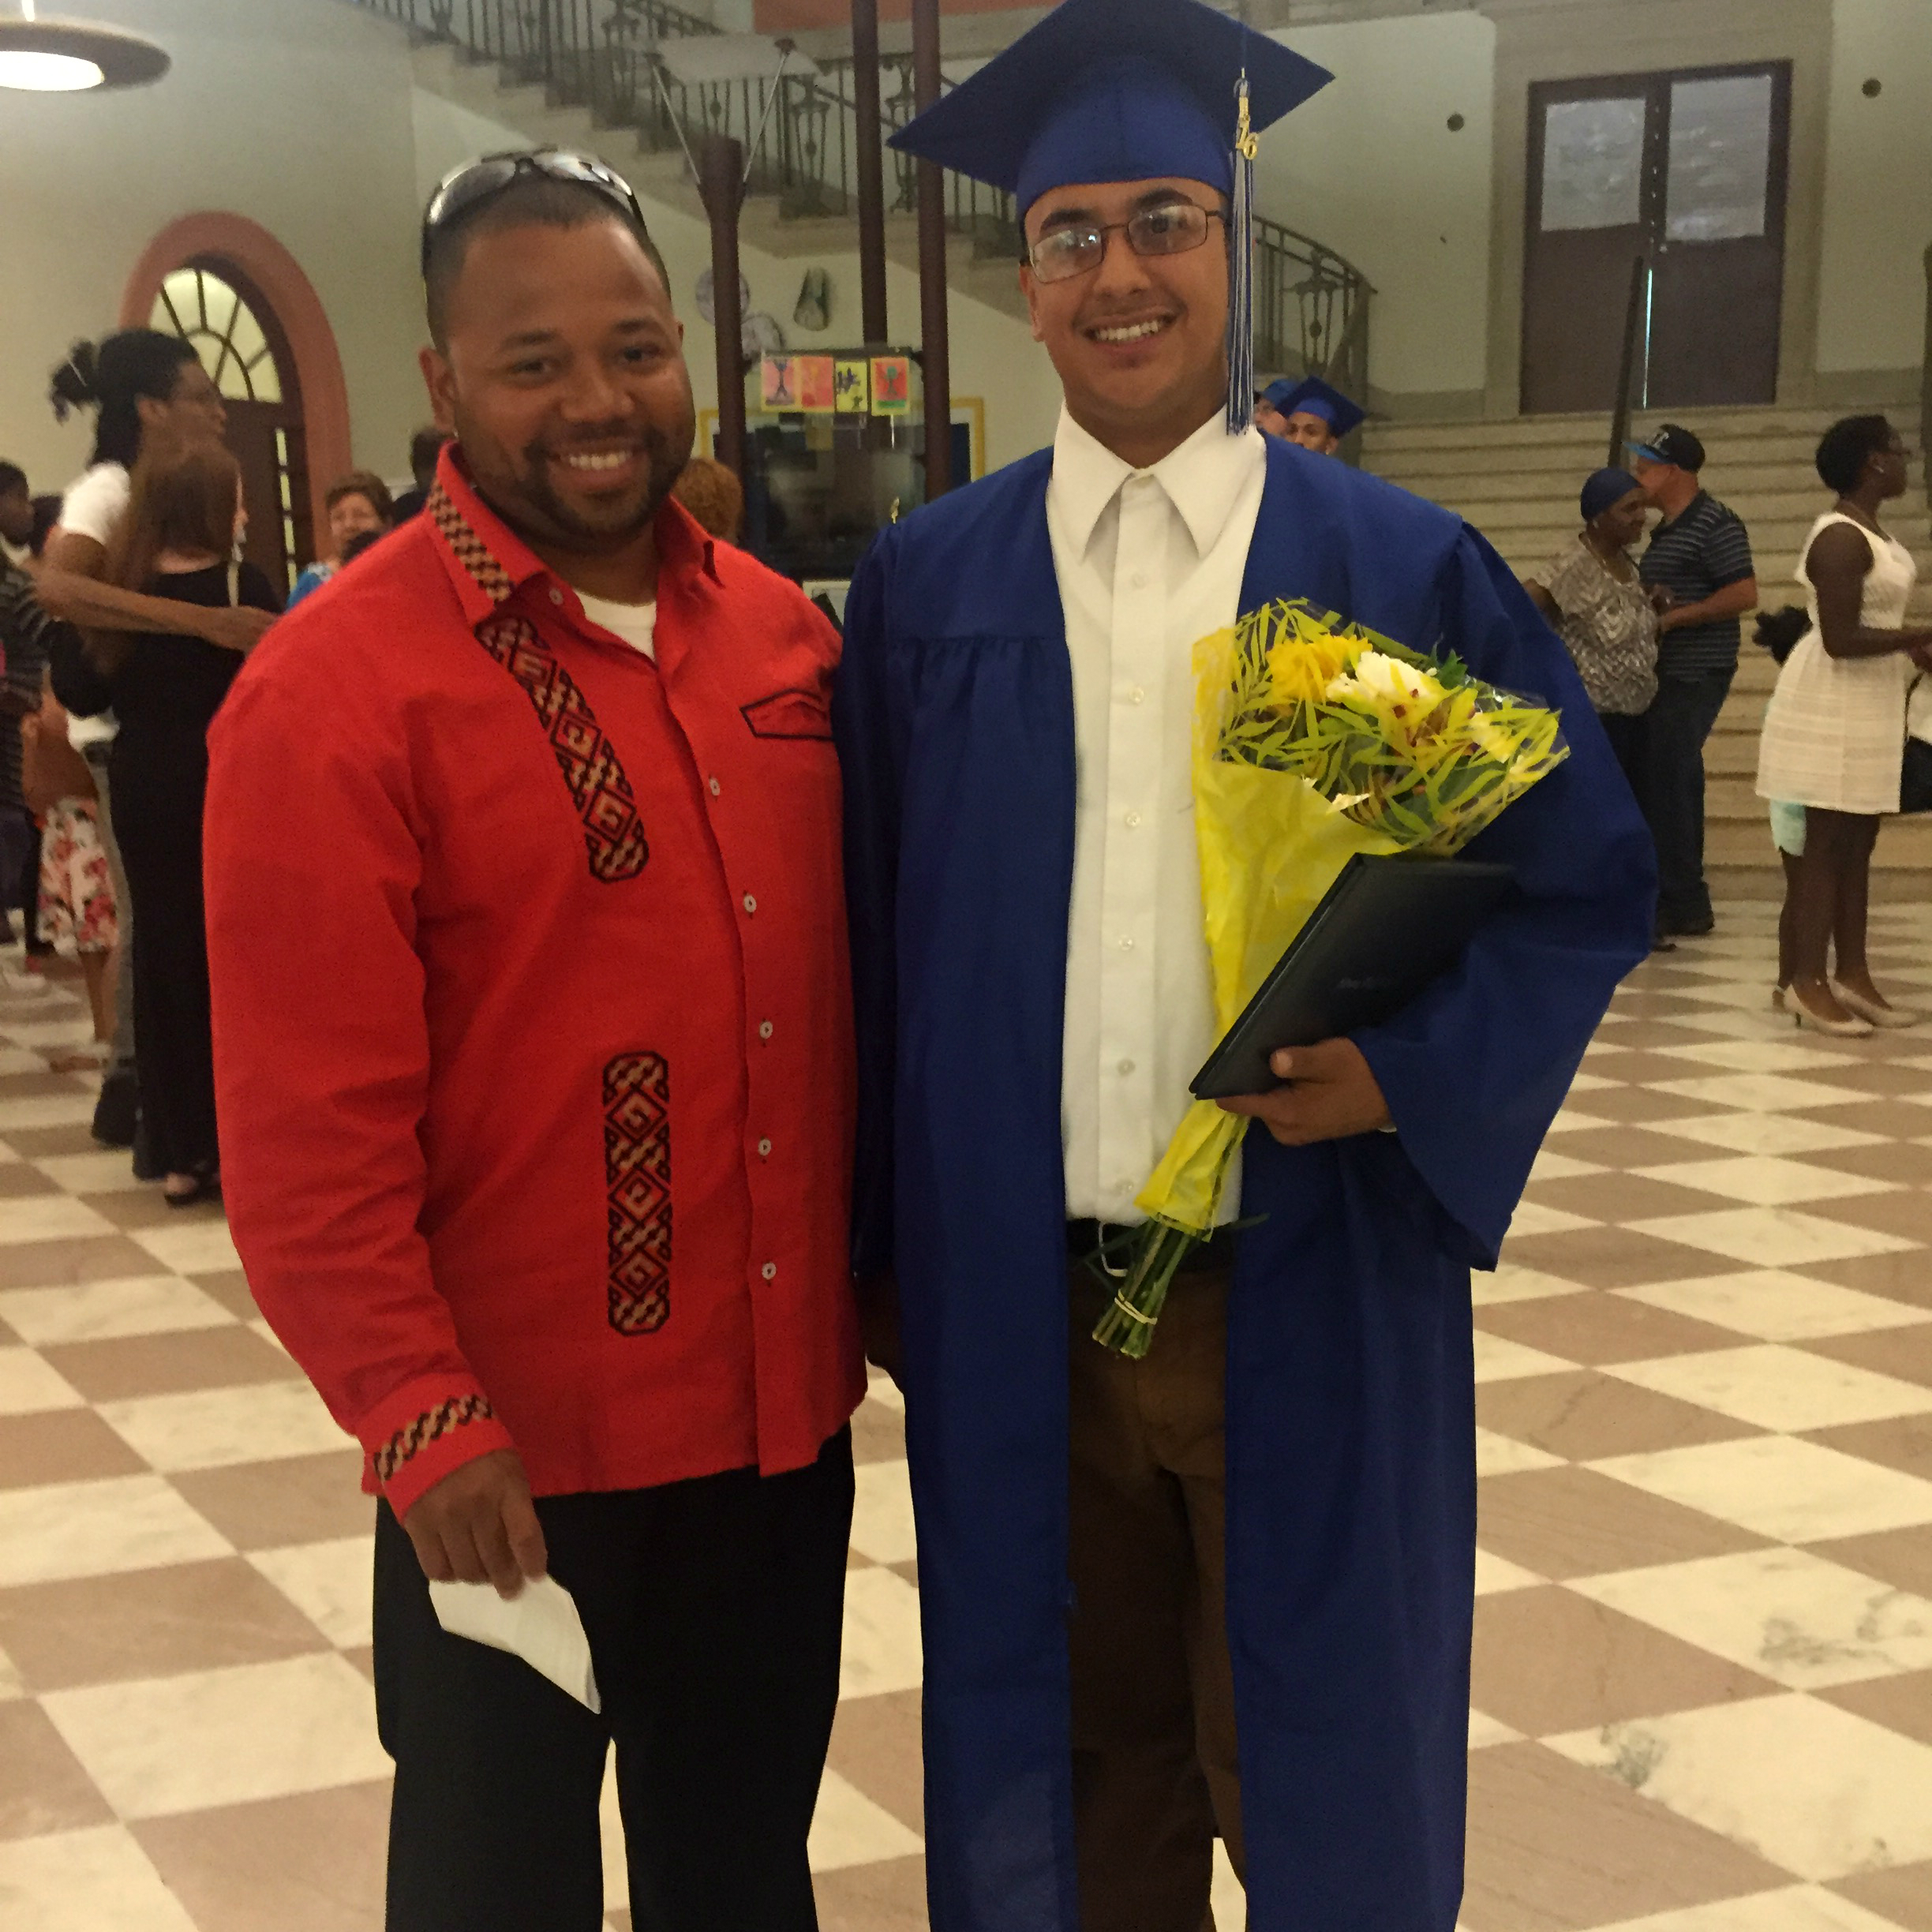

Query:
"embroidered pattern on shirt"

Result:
[[476, 612, 650, 883], [428, 481, 515, 606], [373, 1394, 496, 1485], [605, 1052, 672, 1335], [740, 687, 835, 741]]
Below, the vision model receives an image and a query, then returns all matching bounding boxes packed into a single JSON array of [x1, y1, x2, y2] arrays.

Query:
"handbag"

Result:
[[21, 687, 97, 817], [1904, 676, 1932, 815]]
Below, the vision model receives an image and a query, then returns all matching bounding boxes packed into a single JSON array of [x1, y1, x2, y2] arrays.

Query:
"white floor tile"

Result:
[[0, 1346, 84, 1414], [1468, 1707, 1521, 1749], [248, 1535, 376, 1648], [0, 1275, 234, 1346], [1529, 1148, 1607, 1181], [127, 1219, 243, 1276], [1473, 1264, 1587, 1306], [848, 1458, 917, 1566], [1593, 1436, 1932, 1542], [1544, 1109, 1615, 1134], [0, 1475, 230, 1589], [1653, 1041, 1867, 1074], [0, 1196, 118, 1245], [0, 1825, 198, 1932], [0, 1092, 104, 1130], [863, 1369, 904, 1413], [1548, 1694, 1932, 1881], [1628, 1207, 1917, 1269], [1644, 1110, 1887, 1157], [1629, 1155, 1896, 1208], [1571, 1546, 1932, 1689], [807, 1767, 923, 1870], [1608, 1344, 1932, 1432], [43, 1653, 390, 1818], [1651, 1073, 1868, 1113], [1212, 1838, 1245, 1932], [99, 1379, 348, 1472], [0, 1638, 23, 1701], [1597, 1883, 1919, 1930], [1473, 1331, 1575, 1383], [838, 1565, 924, 1700], [1477, 1428, 1564, 1477], [30, 1151, 157, 1194], [1473, 1548, 1544, 1594], [1508, 1202, 1601, 1237], [1615, 1271, 1930, 1342]]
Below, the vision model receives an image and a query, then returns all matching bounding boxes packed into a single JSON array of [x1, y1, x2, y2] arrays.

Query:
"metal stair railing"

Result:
[[350, 0, 1372, 392]]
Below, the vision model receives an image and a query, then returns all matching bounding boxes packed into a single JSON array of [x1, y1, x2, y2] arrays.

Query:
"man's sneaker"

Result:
[[92, 1069, 139, 1149]]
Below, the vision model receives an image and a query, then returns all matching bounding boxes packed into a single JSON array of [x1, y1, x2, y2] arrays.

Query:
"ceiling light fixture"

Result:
[[0, 0, 169, 93]]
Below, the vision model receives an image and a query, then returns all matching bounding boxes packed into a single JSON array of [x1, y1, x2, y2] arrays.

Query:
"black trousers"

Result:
[[373, 1428, 855, 1932], [1635, 667, 1735, 930]]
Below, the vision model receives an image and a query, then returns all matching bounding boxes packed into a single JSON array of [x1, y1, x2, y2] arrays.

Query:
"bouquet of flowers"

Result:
[[1090, 598, 1570, 1357]]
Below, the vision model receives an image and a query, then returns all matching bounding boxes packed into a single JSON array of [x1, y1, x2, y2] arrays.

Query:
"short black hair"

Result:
[[1816, 414, 1894, 496], [424, 175, 673, 347], [0, 462, 26, 500]]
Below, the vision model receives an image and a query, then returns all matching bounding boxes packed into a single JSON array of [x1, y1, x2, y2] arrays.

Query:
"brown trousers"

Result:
[[1069, 1264, 1241, 1932]]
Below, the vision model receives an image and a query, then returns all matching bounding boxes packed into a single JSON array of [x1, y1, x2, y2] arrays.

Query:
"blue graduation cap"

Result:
[[1262, 376, 1365, 440], [889, 0, 1333, 431]]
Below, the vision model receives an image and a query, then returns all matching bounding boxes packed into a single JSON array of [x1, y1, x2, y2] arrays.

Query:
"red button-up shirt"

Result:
[[206, 453, 863, 1519]]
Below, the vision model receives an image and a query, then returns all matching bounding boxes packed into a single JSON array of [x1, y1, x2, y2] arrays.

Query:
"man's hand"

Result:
[[199, 605, 277, 655], [401, 1447, 548, 1599], [1216, 1038, 1392, 1147]]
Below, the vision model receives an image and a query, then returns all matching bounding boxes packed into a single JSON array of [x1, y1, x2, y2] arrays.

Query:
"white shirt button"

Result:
[[1118, 936, 1135, 952], [549, 588, 564, 606], [1125, 811, 1142, 829], [1130, 571, 1149, 590], [1118, 1058, 1136, 1076], [742, 893, 757, 915], [1128, 686, 1147, 706], [758, 1020, 774, 1041], [710, 777, 721, 797], [761, 1262, 778, 1282], [758, 1137, 773, 1158]]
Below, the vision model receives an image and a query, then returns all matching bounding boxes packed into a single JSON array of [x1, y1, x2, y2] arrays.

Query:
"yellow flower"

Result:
[[1267, 630, 1352, 710]]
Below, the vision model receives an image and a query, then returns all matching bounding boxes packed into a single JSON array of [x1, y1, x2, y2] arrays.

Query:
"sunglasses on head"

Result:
[[421, 148, 647, 275]]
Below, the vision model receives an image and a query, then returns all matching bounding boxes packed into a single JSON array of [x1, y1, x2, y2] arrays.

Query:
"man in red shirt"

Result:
[[204, 152, 863, 1932]]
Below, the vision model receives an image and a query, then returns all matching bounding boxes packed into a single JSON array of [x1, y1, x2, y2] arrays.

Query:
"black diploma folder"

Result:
[[1189, 854, 1516, 1100]]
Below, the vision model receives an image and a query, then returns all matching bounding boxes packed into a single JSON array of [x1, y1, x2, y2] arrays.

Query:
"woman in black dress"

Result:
[[91, 444, 279, 1203]]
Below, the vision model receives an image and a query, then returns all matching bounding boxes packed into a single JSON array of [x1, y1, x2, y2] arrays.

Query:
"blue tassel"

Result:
[[1226, 69, 1258, 435]]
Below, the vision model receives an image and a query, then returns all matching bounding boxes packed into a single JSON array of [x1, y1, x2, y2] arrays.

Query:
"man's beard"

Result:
[[515, 419, 692, 549]]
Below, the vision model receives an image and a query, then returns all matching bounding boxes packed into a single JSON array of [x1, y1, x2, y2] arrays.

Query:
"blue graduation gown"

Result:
[[834, 436, 1656, 1932]]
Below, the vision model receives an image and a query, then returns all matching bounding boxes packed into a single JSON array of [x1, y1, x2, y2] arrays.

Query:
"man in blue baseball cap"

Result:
[[1256, 373, 1364, 454], [836, 2, 1655, 1926]]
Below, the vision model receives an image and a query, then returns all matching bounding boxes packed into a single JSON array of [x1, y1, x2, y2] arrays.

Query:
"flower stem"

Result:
[[1091, 1222, 1200, 1360]]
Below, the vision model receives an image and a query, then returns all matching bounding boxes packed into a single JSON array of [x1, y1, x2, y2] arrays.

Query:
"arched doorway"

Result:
[[149, 260, 309, 596]]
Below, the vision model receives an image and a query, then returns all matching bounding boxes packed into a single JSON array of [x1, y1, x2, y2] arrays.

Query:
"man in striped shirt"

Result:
[[1631, 424, 1758, 940]]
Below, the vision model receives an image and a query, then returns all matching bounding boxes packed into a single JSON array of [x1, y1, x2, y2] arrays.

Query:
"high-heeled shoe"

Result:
[[1771, 985, 1788, 1013], [1830, 983, 1923, 1030], [1787, 983, 1874, 1038]]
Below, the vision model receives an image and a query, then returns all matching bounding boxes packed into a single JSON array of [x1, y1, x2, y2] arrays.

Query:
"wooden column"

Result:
[[911, 0, 951, 499], [698, 133, 748, 480], [851, 0, 889, 347]]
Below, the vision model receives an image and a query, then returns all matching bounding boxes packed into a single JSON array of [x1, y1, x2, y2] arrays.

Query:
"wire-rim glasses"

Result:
[[1027, 201, 1228, 285]]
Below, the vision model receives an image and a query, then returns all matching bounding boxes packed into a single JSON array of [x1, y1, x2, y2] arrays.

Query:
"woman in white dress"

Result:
[[1757, 416, 1932, 1035]]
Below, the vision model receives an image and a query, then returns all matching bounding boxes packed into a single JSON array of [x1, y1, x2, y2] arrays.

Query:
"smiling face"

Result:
[[1021, 177, 1230, 466], [328, 491, 387, 557], [421, 216, 695, 562]]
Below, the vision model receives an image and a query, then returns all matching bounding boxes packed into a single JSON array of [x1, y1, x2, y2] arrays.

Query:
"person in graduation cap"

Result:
[[1255, 373, 1365, 455], [834, 2, 1657, 1927]]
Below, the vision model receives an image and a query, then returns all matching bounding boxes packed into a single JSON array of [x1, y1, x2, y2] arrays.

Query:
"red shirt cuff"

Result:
[[358, 1376, 517, 1521]]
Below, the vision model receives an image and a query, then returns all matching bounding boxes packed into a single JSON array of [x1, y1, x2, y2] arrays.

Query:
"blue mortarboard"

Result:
[[1262, 376, 1365, 440], [889, 0, 1333, 432]]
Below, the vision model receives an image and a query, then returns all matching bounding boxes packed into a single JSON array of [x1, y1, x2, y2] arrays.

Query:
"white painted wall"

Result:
[[1265, 12, 1498, 401], [0, 0, 425, 496], [1816, 0, 1932, 375]]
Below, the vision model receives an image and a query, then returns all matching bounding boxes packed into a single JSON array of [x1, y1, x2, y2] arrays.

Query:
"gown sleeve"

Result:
[[204, 632, 516, 1518], [1350, 525, 1657, 1267], [832, 530, 911, 1281]]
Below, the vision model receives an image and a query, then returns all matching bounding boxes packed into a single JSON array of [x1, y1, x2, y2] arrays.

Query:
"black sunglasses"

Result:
[[421, 148, 648, 275]]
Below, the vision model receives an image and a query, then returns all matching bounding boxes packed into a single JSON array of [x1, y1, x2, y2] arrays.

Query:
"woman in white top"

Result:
[[1757, 415, 1932, 1035]]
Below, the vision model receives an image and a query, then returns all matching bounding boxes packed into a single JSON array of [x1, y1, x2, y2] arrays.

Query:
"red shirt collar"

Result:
[[425, 444, 721, 631]]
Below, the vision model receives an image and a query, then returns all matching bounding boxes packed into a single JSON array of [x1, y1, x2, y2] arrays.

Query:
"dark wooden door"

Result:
[[1522, 64, 1789, 415], [225, 401, 309, 598]]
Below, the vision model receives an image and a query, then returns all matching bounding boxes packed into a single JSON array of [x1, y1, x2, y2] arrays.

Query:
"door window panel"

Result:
[[1666, 73, 1773, 242], [1541, 96, 1646, 232]]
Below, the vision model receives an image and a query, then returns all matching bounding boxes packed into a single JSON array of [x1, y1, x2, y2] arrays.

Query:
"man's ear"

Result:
[[1020, 264, 1046, 346], [419, 346, 457, 433]]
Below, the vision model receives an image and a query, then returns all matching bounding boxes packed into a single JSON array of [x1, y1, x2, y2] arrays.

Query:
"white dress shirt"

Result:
[[1049, 405, 1267, 1224]]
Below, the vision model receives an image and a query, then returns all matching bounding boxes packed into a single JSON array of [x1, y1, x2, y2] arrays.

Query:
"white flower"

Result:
[[1326, 650, 1447, 712]]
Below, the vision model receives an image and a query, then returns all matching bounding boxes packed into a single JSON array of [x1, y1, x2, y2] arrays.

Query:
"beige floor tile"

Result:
[[1830, 1861, 1932, 1932], [1788, 1061, 1932, 1101], [1477, 1295, 1741, 1367], [1573, 1547, 1932, 1691], [0, 1699, 114, 1839], [1811, 1526, 1932, 1600], [0, 1095, 107, 1133], [1645, 1112, 1889, 1159], [850, 1398, 908, 1467], [808, 1855, 929, 1932], [0, 1408, 149, 1491], [1803, 1415, 1932, 1485], [132, 1783, 391, 1932], [1804, 1327, 1932, 1392], [1511, 1203, 1603, 1238], [1819, 1671, 1932, 1750], [1629, 1207, 1918, 1270], [1470, 1586, 1779, 1735], [0, 1234, 177, 1290], [188, 1269, 262, 1322], [1544, 1085, 1747, 1127], [1477, 1372, 1758, 1461], [0, 1346, 84, 1414], [1628, 1155, 1898, 1208], [849, 1458, 917, 1566], [1803, 1140, 1932, 1189], [43, 1651, 390, 1818], [810, 1768, 924, 1870], [1496, 1227, 1747, 1292], [1609, 1346, 1932, 1432], [1461, 1741, 1793, 1931], [1651, 1073, 1870, 1114], [1616, 1271, 1931, 1342], [1548, 1694, 1932, 1882], [1474, 1333, 1579, 1382], [1528, 1174, 1755, 1224], [247, 1537, 376, 1649], [128, 1219, 244, 1277], [839, 1567, 924, 1701], [1477, 1428, 1566, 1477], [1529, 1149, 1608, 1183], [99, 1378, 349, 1473], [1804, 1099, 1932, 1143], [0, 1196, 116, 1245], [0, 1824, 200, 1931], [30, 1151, 157, 1194], [828, 1688, 924, 1836], [42, 1325, 294, 1404], [0, 1274, 235, 1346], [84, 1189, 209, 1233], [0, 1474, 231, 1589], [0, 1122, 115, 1160], [1651, 1042, 1872, 1076], [1597, 1885, 1919, 1930], [0, 1556, 331, 1690], [0, 1165, 62, 1200], [1473, 1264, 1592, 1306], [1477, 1467, 1768, 1581], [1474, 1548, 1545, 1594], [166, 1451, 373, 1552]]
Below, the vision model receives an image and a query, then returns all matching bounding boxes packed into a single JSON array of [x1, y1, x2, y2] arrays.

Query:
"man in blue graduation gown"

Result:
[[1254, 374, 1365, 455], [835, 3, 1656, 1927]]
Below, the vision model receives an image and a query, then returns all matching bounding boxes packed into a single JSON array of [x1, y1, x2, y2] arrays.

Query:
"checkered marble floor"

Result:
[[0, 905, 1926, 1930]]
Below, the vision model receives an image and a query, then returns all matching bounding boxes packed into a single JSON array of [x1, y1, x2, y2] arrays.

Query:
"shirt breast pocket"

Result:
[[740, 688, 835, 742]]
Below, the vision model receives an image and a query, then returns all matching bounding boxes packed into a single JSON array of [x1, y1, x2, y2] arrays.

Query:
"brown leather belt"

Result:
[[1065, 1219, 1238, 1277]]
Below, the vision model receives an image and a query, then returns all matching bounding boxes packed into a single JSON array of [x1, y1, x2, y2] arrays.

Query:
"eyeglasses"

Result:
[[1026, 201, 1228, 285], [421, 148, 647, 275]]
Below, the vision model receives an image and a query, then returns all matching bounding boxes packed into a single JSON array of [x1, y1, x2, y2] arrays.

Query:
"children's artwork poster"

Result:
[[833, 358, 871, 414], [760, 355, 799, 410], [870, 354, 912, 416], [796, 355, 837, 413]]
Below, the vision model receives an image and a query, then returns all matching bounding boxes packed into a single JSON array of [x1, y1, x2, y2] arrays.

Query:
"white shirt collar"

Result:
[[1050, 404, 1265, 562]]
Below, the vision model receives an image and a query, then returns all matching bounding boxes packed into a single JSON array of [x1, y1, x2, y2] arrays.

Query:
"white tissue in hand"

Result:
[[429, 1574, 601, 1713]]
